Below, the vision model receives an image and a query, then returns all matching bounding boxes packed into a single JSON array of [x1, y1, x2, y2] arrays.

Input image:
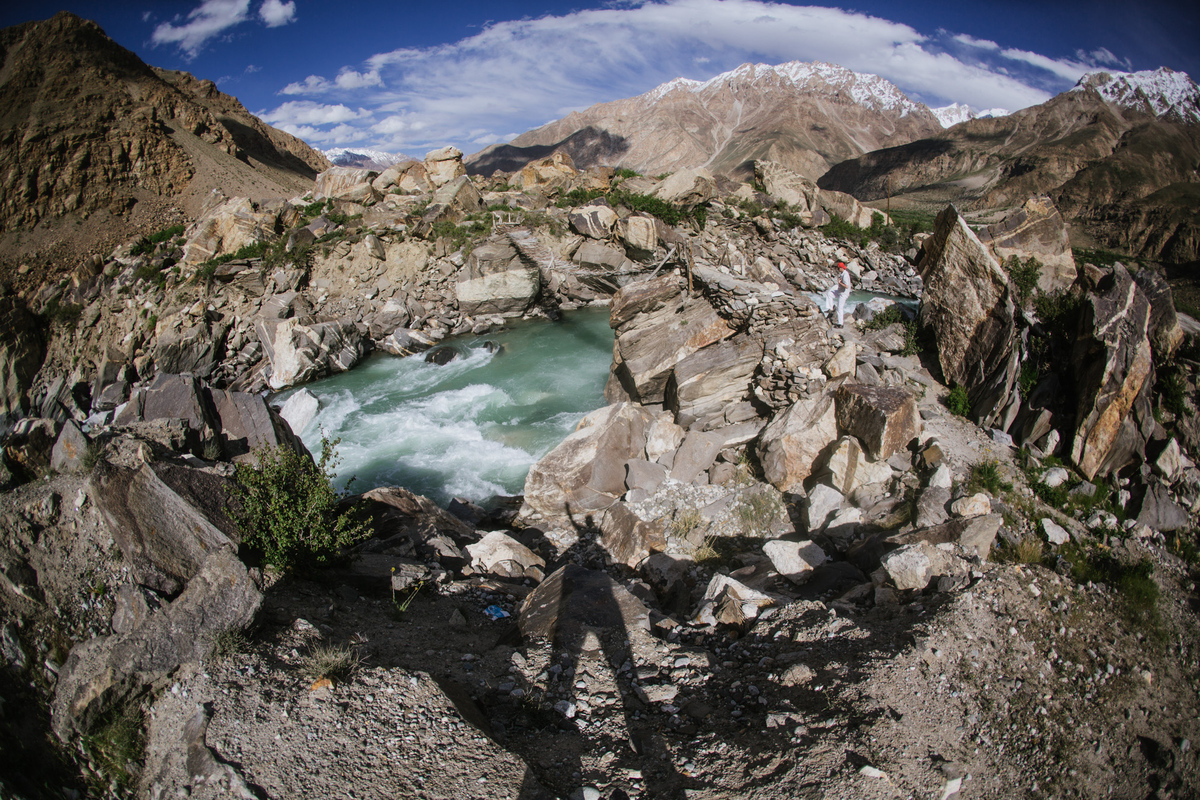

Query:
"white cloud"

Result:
[[151, 0, 251, 58], [335, 69, 383, 90], [258, 0, 296, 28], [263, 0, 1110, 153], [261, 101, 369, 127]]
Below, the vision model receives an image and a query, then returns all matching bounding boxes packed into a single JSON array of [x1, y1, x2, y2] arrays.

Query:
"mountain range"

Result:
[[819, 68, 1200, 262], [466, 61, 948, 181]]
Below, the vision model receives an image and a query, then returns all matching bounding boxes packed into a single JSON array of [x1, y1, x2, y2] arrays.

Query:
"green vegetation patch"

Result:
[[130, 224, 186, 256], [231, 437, 371, 572]]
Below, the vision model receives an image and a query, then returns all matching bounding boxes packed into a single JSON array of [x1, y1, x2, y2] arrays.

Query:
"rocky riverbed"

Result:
[[1, 149, 1198, 800]]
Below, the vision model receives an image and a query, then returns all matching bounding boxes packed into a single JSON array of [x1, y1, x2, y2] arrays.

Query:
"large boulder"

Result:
[[757, 390, 839, 493], [206, 388, 310, 462], [569, 200, 619, 239], [464, 531, 545, 579], [599, 502, 667, 568], [152, 314, 230, 379], [421, 175, 485, 227], [455, 238, 540, 316], [607, 289, 734, 405], [423, 146, 466, 188], [652, 167, 716, 207], [1133, 268, 1185, 358], [0, 297, 46, 428], [521, 402, 654, 521], [918, 206, 1020, 427], [1070, 264, 1155, 480], [664, 334, 761, 426], [618, 215, 658, 259], [114, 373, 219, 449], [257, 317, 365, 390], [88, 460, 242, 594], [823, 435, 893, 494], [52, 549, 261, 741], [977, 196, 1077, 295], [834, 383, 922, 461], [181, 193, 279, 266], [314, 166, 380, 202], [756, 160, 818, 219], [513, 152, 578, 192]]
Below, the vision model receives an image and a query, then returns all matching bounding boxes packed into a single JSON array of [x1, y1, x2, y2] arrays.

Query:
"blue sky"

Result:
[[4, 1, 1197, 157]]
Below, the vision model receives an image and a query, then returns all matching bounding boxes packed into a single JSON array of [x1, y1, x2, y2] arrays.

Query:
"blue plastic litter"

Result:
[[484, 605, 511, 620]]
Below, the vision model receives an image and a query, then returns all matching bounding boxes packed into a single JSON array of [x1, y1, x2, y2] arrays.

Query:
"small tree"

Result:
[[231, 437, 370, 571]]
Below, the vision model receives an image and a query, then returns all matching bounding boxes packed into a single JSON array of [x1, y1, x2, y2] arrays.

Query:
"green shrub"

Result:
[[555, 187, 607, 207], [300, 643, 360, 683], [613, 167, 640, 180], [968, 460, 1011, 495], [946, 385, 972, 417], [1004, 255, 1042, 303], [130, 224, 185, 256], [1061, 544, 1159, 618], [43, 299, 83, 327], [231, 437, 371, 571], [82, 699, 145, 793]]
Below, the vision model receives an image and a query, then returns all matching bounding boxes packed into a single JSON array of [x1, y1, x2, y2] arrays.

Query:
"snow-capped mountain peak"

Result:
[[645, 60, 928, 116], [1073, 67, 1200, 123], [931, 103, 1011, 128], [323, 147, 414, 170]]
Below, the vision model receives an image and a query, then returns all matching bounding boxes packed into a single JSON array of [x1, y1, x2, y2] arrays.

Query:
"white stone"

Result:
[[1042, 467, 1070, 488], [951, 493, 991, 518], [278, 388, 320, 436], [928, 464, 953, 489], [464, 531, 545, 578], [762, 540, 827, 584], [803, 484, 844, 532], [1040, 518, 1070, 545]]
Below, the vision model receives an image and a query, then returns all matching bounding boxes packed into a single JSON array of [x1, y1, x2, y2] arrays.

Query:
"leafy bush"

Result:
[[613, 167, 640, 180], [231, 437, 370, 571], [555, 187, 607, 207], [1004, 255, 1042, 303], [946, 385, 972, 417]]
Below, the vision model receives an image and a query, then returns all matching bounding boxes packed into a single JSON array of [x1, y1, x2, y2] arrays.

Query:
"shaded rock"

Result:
[[521, 403, 653, 521], [465, 531, 545, 580], [1153, 437, 1193, 482], [669, 429, 725, 484], [89, 460, 241, 594], [599, 502, 667, 568], [115, 374, 217, 449], [608, 274, 682, 330], [110, 584, 162, 636], [758, 390, 838, 493], [52, 549, 261, 741], [207, 388, 309, 463], [692, 574, 778, 627], [804, 483, 844, 532], [424, 347, 459, 366], [977, 196, 1077, 294], [575, 240, 629, 272], [625, 458, 669, 497], [639, 552, 691, 613], [1134, 481, 1189, 532], [1070, 263, 1155, 480], [824, 436, 893, 494], [519, 565, 649, 646], [834, 383, 921, 461], [0, 296, 46, 426], [50, 419, 89, 474], [425, 174, 485, 226], [918, 206, 1019, 427], [2, 418, 58, 478], [1134, 268, 1185, 358], [355, 486, 476, 563], [914, 486, 951, 528], [762, 540, 827, 584], [153, 315, 230, 380]]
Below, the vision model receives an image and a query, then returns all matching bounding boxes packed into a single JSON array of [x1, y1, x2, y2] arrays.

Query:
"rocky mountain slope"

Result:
[[467, 61, 945, 182], [819, 68, 1200, 263], [0, 12, 329, 271]]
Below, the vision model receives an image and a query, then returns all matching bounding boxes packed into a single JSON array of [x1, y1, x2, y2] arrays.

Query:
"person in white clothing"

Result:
[[823, 261, 852, 327]]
